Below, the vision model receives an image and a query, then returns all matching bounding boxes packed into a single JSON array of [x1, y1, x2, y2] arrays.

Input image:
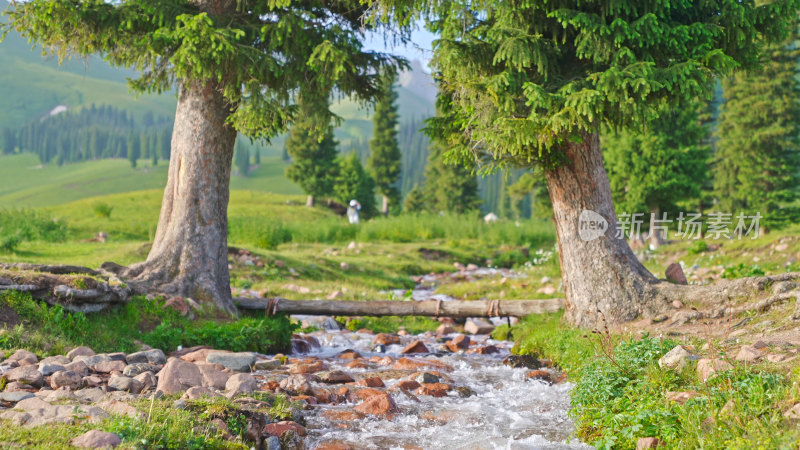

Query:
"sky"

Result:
[[363, 25, 436, 72]]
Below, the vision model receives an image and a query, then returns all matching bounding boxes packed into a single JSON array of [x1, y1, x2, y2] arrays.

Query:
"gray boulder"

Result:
[[206, 351, 256, 372]]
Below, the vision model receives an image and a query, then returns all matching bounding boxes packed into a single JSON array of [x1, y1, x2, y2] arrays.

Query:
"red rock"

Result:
[[322, 409, 365, 421], [435, 324, 455, 336], [446, 334, 471, 352], [336, 349, 362, 360], [526, 370, 552, 383], [318, 370, 355, 384], [264, 380, 280, 391], [289, 361, 327, 374], [665, 263, 687, 285], [356, 377, 385, 388], [394, 380, 421, 391], [352, 388, 384, 402], [401, 340, 429, 354], [372, 333, 401, 346], [311, 387, 337, 404], [345, 360, 370, 369], [375, 356, 394, 366], [291, 395, 317, 405], [415, 383, 451, 397], [393, 357, 452, 371], [467, 345, 499, 355], [180, 348, 218, 363], [353, 392, 400, 417], [336, 387, 350, 398], [314, 441, 353, 450], [264, 420, 307, 437]]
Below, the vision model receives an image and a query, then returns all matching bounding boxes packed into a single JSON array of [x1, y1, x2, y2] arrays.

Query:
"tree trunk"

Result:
[[123, 78, 237, 315], [545, 132, 663, 328], [306, 195, 315, 207], [648, 206, 666, 249], [381, 195, 389, 216]]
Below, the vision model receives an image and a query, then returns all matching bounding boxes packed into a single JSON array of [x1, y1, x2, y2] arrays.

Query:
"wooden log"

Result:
[[234, 297, 564, 318]]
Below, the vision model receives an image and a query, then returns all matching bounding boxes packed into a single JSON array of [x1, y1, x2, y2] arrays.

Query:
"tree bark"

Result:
[[381, 195, 389, 216], [545, 132, 664, 328], [123, 78, 237, 315], [306, 195, 315, 207]]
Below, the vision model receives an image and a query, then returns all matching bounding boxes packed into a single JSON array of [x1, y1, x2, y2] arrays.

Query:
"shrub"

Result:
[[686, 240, 708, 255], [0, 209, 67, 252], [92, 202, 114, 218]]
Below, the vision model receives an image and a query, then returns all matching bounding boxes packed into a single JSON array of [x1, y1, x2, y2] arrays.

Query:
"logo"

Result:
[[578, 210, 608, 242]]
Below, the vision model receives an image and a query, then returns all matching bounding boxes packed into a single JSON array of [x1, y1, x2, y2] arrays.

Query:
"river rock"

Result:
[[336, 349, 362, 360], [6, 365, 43, 387], [126, 349, 166, 366], [64, 360, 89, 377], [735, 345, 761, 363], [253, 359, 282, 371], [356, 377, 385, 388], [372, 333, 401, 346], [40, 355, 70, 366], [123, 363, 156, 377], [446, 334, 470, 352], [289, 361, 327, 374], [67, 347, 95, 361], [83, 375, 103, 388], [526, 370, 553, 383], [658, 345, 693, 371], [0, 391, 34, 403], [264, 421, 307, 437], [156, 358, 203, 395], [133, 372, 156, 390], [206, 351, 256, 372], [179, 348, 216, 363], [38, 363, 66, 376], [415, 372, 440, 384], [108, 376, 144, 394], [697, 358, 733, 382], [50, 370, 83, 390], [318, 370, 355, 384], [464, 318, 494, 335], [503, 355, 542, 369], [665, 263, 687, 285], [394, 380, 421, 391], [71, 430, 121, 448], [401, 340, 429, 354], [91, 360, 126, 374], [279, 374, 313, 395], [183, 386, 218, 400], [74, 388, 106, 403], [416, 383, 451, 397], [225, 373, 257, 398], [353, 392, 400, 417], [7, 350, 38, 365], [197, 363, 230, 390], [435, 324, 455, 336], [75, 354, 111, 367]]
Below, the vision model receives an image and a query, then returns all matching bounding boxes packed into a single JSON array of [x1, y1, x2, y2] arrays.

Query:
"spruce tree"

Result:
[[404, 0, 800, 326], [603, 101, 710, 244], [234, 141, 249, 177], [285, 101, 339, 207], [422, 139, 480, 214], [368, 72, 402, 215], [714, 33, 800, 230], [403, 185, 426, 213], [4, 0, 401, 313], [335, 153, 377, 218]]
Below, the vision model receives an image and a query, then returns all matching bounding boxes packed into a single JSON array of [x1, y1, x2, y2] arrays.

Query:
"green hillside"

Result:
[[0, 153, 300, 208]]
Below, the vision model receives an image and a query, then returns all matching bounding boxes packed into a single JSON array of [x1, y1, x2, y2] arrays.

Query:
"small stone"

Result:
[[446, 334, 470, 352], [5, 365, 44, 387], [666, 391, 702, 404], [658, 345, 693, 371], [67, 347, 96, 361], [503, 355, 542, 370], [0, 391, 34, 403], [372, 333, 401, 346], [671, 300, 684, 309], [415, 383, 451, 397], [225, 373, 257, 398], [197, 363, 229, 390], [697, 358, 733, 382], [156, 358, 203, 395], [468, 345, 499, 354], [264, 420, 307, 437], [394, 380, 421, 391], [38, 363, 66, 376], [91, 360, 126, 374], [206, 351, 256, 372], [735, 346, 761, 363], [253, 359, 282, 371], [665, 263, 688, 285], [133, 372, 156, 390], [318, 370, 355, 384], [71, 430, 121, 448], [401, 340, 429, 354], [464, 318, 494, 335], [279, 374, 313, 395], [526, 370, 553, 384], [336, 349, 362, 360], [82, 376, 103, 388], [326, 290, 344, 300], [415, 372, 440, 384], [636, 437, 662, 449], [353, 392, 400, 417], [122, 363, 156, 377], [7, 350, 37, 364], [74, 388, 106, 403], [356, 377, 385, 388], [64, 360, 89, 377], [108, 376, 144, 394], [783, 403, 800, 419], [264, 436, 281, 450], [435, 324, 455, 336], [40, 355, 70, 366], [126, 349, 166, 366], [182, 386, 217, 400]]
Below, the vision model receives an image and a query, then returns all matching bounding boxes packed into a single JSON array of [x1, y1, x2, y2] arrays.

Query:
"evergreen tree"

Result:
[[409, 0, 799, 327], [2, 128, 15, 154], [234, 141, 249, 177], [404, 184, 426, 213], [335, 153, 376, 217], [127, 133, 140, 168], [368, 72, 402, 215], [603, 101, 710, 243], [714, 33, 800, 230], [422, 139, 480, 214], [285, 101, 340, 207], [253, 147, 261, 165]]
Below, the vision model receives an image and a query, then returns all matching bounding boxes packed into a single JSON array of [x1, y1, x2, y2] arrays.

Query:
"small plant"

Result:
[[722, 263, 765, 279], [254, 221, 292, 250], [687, 240, 709, 255], [92, 202, 114, 218]]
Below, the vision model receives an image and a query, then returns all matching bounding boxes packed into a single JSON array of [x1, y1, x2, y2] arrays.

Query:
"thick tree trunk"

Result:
[[381, 195, 389, 216], [545, 132, 664, 328], [306, 195, 315, 207], [123, 79, 237, 315]]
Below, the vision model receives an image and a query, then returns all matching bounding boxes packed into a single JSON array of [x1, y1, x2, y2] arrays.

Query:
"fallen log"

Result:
[[234, 297, 564, 318]]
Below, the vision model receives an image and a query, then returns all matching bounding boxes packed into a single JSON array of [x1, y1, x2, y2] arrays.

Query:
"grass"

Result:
[[0, 290, 296, 356], [509, 313, 800, 449]]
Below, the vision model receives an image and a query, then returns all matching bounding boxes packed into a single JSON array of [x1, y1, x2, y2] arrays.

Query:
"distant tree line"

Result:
[[0, 105, 173, 167]]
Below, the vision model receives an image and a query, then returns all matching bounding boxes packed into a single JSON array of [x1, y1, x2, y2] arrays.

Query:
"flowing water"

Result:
[[286, 327, 588, 450]]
